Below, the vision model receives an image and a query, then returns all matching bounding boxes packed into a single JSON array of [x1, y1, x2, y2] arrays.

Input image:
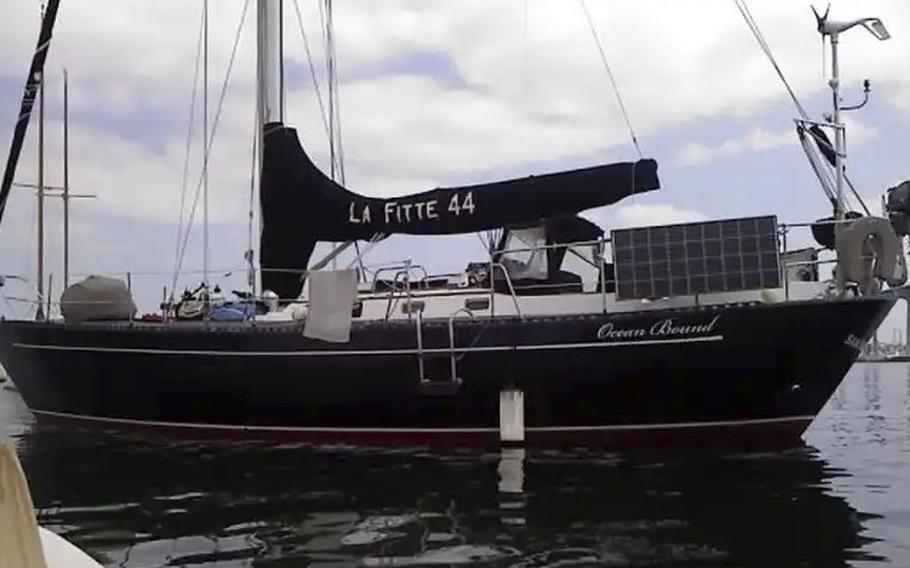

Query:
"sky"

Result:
[[0, 0, 908, 337]]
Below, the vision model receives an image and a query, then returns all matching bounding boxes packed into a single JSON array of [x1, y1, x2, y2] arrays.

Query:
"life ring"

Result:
[[835, 216, 907, 294]]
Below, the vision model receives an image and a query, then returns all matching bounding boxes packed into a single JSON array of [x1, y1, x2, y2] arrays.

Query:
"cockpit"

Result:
[[473, 215, 610, 295]]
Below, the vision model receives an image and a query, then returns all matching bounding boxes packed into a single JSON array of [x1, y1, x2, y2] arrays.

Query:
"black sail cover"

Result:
[[260, 122, 660, 299]]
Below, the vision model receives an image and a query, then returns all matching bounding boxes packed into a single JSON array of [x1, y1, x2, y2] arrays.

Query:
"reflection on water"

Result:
[[1, 364, 908, 567]]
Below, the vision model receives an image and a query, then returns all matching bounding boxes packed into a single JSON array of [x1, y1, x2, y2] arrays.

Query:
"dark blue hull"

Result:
[[0, 296, 894, 448]]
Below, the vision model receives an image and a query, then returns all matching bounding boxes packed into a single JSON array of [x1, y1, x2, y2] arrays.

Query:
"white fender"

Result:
[[0, 443, 102, 568]]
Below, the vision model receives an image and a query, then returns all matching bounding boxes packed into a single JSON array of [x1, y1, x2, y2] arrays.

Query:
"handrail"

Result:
[[778, 219, 854, 230], [371, 263, 428, 291], [17, 220, 886, 321], [495, 238, 607, 257], [447, 307, 474, 385], [415, 309, 425, 381], [598, 236, 607, 314], [487, 262, 523, 319]]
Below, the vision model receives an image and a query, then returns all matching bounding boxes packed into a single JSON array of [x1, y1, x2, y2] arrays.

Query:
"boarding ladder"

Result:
[[414, 307, 474, 395]]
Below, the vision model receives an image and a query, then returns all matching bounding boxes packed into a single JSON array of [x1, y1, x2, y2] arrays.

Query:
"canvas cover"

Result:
[[303, 269, 358, 343], [60, 275, 137, 323], [259, 122, 660, 301]]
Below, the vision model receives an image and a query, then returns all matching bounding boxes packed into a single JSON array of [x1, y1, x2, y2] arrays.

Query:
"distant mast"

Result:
[[63, 69, 70, 288], [36, 69, 45, 321]]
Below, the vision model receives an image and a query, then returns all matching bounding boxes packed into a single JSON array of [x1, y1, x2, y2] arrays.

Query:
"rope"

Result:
[[173, 0, 251, 287], [171, 5, 205, 301], [578, 0, 643, 159]]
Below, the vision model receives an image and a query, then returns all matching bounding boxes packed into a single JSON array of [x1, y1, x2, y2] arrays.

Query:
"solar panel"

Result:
[[611, 216, 781, 300]]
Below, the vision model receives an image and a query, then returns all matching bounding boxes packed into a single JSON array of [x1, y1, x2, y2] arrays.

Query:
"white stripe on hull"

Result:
[[12, 334, 723, 357], [30, 409, 814, 434]]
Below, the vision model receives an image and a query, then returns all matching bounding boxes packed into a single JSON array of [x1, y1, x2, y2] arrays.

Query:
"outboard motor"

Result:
[[885, 179, 910, 236]]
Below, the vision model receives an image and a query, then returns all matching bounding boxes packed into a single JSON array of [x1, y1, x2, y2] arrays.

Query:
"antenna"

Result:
[[813, 8, 891, 221], [817, 14, 891, 40], [810, 4, 830, 32], [812, 4, 830, 76]]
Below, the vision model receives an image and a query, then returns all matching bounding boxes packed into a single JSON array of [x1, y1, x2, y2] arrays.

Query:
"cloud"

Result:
[[676, 127, 794, 167], [2, 1, 906, 198], [675, 117, 880, 167], [0, 0, 907, 305], [585, 202, 709, 231]]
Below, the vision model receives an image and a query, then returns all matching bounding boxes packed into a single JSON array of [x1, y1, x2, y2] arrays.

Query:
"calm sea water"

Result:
[[1, 363, 909, 567]]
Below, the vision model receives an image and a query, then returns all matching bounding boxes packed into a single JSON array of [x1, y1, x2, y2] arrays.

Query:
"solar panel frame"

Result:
[[611, 215, 781, 301]]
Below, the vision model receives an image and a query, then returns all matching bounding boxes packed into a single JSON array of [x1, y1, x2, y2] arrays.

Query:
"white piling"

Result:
[[499, 388, 525, 445]]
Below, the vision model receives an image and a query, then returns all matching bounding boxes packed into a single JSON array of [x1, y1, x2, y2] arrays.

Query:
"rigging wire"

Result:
[[291, 0, 331, 141], [203, 0, 210, 289], [170, 6, 206, 301], [330, 50, 346, 183], [522, 0, 528, 98], [578, 0, 643, 159], [279, 0, 286, 119], [327, 0, 345, 183], [320, 0, 356, 273], [320, 1, 336, 180], [174, 0, 251, 285], [733, 0, 808, 120], [321, 0, 347, 183], [292, 0, 362, 275], [246, 112, 257, 294], [732, 0, 869, 215]]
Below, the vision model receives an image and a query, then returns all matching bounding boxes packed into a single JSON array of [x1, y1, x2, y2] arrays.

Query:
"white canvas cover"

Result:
[[303, 269, 358, 343], [501, 226, 548, 280], [60, 275, 137, 323]]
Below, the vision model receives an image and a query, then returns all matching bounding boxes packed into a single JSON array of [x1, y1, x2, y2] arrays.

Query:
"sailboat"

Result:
[[0, 1, 907, 448]]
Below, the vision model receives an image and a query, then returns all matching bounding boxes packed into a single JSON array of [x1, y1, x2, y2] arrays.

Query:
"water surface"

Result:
[[1, 363, 908, 567]]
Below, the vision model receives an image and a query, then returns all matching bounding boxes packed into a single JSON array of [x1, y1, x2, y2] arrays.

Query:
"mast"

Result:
[[63, 69, 69, 288], [829, 31, 844, 220], [257, 0, 284, 129], [0, 0, 62, 226], [36, 72, 45, 321], [256, 0, 283, 295], [203, 0, 209, 290]]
